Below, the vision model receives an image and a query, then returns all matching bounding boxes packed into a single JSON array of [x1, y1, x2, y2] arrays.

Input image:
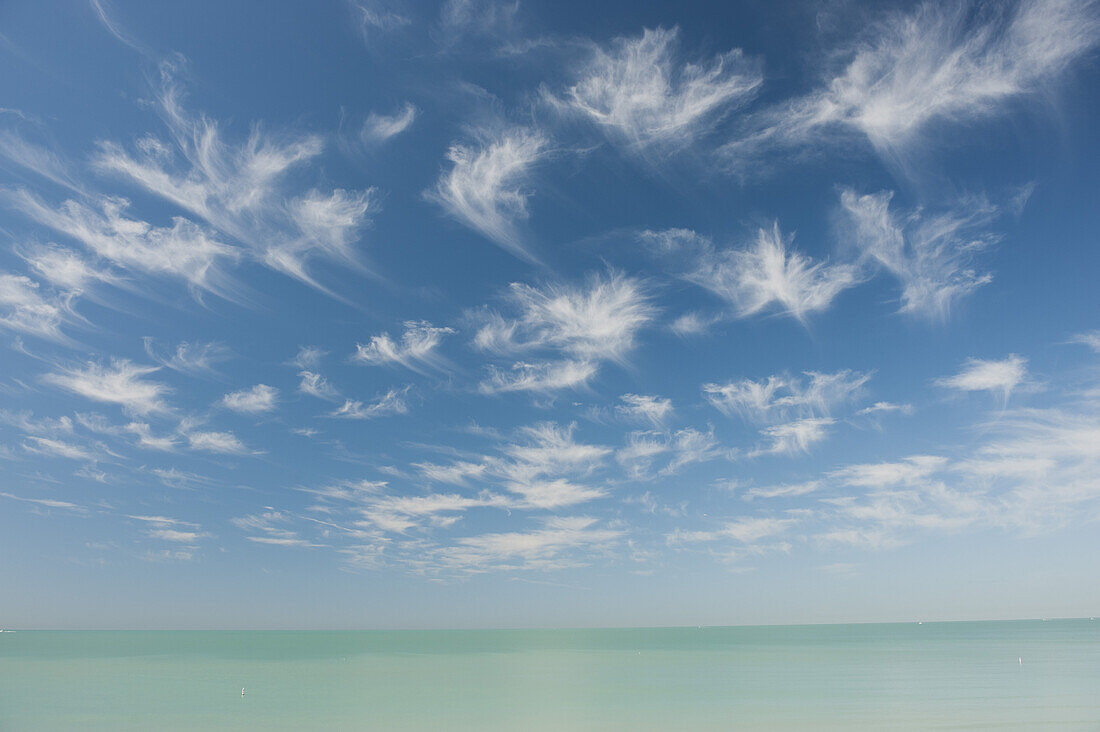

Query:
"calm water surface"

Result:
[[1, 620, 1098, 730]]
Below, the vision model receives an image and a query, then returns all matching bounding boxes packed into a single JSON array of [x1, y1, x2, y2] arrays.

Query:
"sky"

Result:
[[0, 0, 1098, 630]]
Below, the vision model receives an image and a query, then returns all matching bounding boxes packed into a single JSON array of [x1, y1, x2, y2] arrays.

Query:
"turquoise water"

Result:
[[1, 620, 1098, 730]]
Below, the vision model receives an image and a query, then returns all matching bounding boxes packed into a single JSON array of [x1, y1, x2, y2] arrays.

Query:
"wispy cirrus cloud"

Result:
[[722, 0, 1100, 173], [493, 422, 610, 508], [7, 190, 241, 300], [127, 514, 206, 544], [89, 59, 377, 292], [330, 387, 410, 419], [703, 370, 869, 457], [432, 516, 622, 574], [17, 243, 117, 292], [545, 26, 761, 153], [935, 355, 1029, 405], [143, 338, 230, 377], [743, 481, 822, 501], [298, 370, 339, 401], [474, 272, 655, 394], [185, 429, 254, 455], [755, 417, 835, 456], [0, 272, 77, 342], [352, 320, 454, 373], [644, 224, 860, 322], [703, 370, 870, 424], [361, 103, 417, 145], [232, 511, 317, 547], [350, 0, 411, 34], [857, 401, 912, 416], [1069, 331, 1100, 352], [0, 490, 85, 512], [288, 346, 325, 370], [830, 455, 949, 488], [840, 189, 1000, 319], [222, 384, 278, 414], [670, 515, 796, 545], [428, 126, 549, 261], [22, 435, 96, 461], [0, 128, 84, 193], [44, 359, 171, 416], [616, 393, 673, 427], [617, 426, 726, 479], [479, 359, 597, 394]]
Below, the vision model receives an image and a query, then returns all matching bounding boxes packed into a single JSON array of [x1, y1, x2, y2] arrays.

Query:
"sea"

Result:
[[1, 619, 1098, 730]]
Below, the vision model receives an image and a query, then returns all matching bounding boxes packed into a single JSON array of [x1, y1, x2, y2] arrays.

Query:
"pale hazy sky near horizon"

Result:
[[1, 0, 1099, 629]]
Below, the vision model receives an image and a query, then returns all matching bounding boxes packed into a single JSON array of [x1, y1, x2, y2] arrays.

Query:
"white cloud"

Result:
[[90, 60, 376, 290], [355, 491, 509, 534], [361, 103, 417, 144], [669, 311, 716, 337], [19, 243, 116, 291], [143, 338, 230, 376], [299, 478, 501, 536], [147, 528, 203, 543], [22, 436, 95, 461], [743, 481, 821, 500], [494, 422, 611, 508], [353, 320, 454, 373], [298, 370, 339, 400], [128, 515, 205, 544], [475, 272, 656, 363], [222, 384, 279, 414], [703, 370, 870, 423], [723, 0, 1100, 170], [0, 410, 75, 436], [44, 359, 170, 416], [438, 0, 521, 50], [232, 511, 315, 547], [124, 422, 178, 451], [186, 430, 252, 454], [840, 189, 999, 319], [649, 224, 860, 321], [619, 427, 725, 479], [857, 401, 912, 416], [617, 393, 673, 426], [935, 355, 1028, 404], [278, 188, 378, 281], [433, 516, 622, 573], [413, 460, 488, 486], [547, 26, 761, 151], [400, 422, 612, 513], [0, 491, 85, 512], [474, 273, 654, 394], [0, 129, 82, 192], [1070, 331, 1100, 352], [830, 455, 949, 488], [671, 515, 795, 544], [756, 417, 835, 456], [7, 190, 240, 299], [428, 126, 549, 260], [330, 388, 409, 419], [0, 272, 74, 342], [351, 0, 411, 33], [479, 359, 597, 394], [289, 346, 326, 370], [816, 403, 1100, 547]]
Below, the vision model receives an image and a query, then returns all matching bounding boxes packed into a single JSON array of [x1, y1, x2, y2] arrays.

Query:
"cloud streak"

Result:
[[428, 126, 549, 261]]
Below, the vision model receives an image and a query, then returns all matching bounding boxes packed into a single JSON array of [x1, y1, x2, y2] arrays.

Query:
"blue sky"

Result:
[[1, 0, 1098, 629]]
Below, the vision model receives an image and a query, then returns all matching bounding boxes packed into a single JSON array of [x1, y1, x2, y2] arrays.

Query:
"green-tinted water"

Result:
[[1, 620, 1097, 730]]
